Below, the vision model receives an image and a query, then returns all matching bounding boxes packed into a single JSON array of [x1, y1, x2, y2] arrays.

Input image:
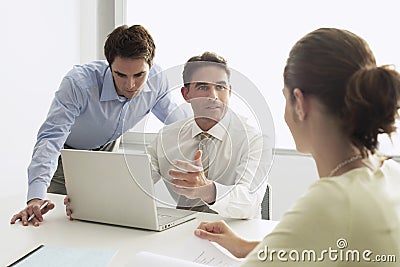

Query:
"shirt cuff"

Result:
[[208, 182, 233, 208], [27, 181, 47, 202]]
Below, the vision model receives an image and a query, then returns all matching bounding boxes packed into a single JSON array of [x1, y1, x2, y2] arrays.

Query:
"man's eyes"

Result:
[[198, 85, 208, 90], [196, 84, 227, 91], [115, 72, 145, 78], [134, 72, 145, 78]]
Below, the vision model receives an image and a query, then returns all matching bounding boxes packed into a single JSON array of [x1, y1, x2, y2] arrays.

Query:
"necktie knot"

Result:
[[199, 132, 212, 140], [198, 132, 212, 155]]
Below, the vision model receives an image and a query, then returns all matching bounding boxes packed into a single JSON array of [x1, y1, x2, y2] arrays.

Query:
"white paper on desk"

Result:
[[12, 246, 116, 267], [133, 235, 242, 267], [135, 252, 209, 267]]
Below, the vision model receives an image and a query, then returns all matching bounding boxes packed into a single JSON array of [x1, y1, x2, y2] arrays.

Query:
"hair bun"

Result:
[[344, 65, 400, 154]]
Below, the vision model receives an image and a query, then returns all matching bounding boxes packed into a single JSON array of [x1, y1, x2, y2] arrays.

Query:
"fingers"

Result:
[[20, 214, 29, 226], [197, 221, 213, 232], [171, 177, 193, 187], [197, 221, 227, 234], [64, 196, 73, 220], [10, 215, 18, 224], [10, 212, 28, 225], [169, 169, 207, 186], [172, 160, 202, 172], [169, 169, 192, 180], [169, 170, 205, 186], [30, 203, 45, 223], [43, 201, 55, 214], [10, 209, 31, 226], [10, 202, 35, 226], [194, 228, 219, 241], [194, 222, 225, 243], [30, 217, 41, 227], [10, 199, 55, 227], [10, 212, 21, 224], [169, 151, 203, 175], [28, 200, 54, 226], [193, 150, 202, 167], [66, 204, 73, 219]]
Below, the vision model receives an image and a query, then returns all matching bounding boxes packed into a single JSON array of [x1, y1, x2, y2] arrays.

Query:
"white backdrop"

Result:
[[127, 0, 400, 151], [0, 0, 80, 198]]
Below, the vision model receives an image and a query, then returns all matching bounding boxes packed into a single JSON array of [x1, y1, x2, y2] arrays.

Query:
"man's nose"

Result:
[[127, 78, 136, 89], [208, 86, 218, 100]]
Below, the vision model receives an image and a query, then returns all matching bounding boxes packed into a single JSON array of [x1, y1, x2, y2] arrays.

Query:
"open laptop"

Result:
[[61, 149, 196, 231]]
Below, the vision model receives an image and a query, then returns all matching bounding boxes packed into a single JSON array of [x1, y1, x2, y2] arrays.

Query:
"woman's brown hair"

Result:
[[284, 28, 400, 156]]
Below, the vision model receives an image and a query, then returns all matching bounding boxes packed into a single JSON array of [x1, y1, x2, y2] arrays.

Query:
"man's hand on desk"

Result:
[[10, 199, 55, 227], [64, 196, 74, 221], [168, 150, 216, 204]]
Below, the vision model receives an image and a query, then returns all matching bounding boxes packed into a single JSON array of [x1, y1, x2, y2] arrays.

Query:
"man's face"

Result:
[[182, 65, 231, 122], [111, 56, 150, 99]]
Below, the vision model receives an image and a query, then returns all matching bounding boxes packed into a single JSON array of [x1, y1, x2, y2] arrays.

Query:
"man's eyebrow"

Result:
[[133, 71, 146, 77], [113, 70, 146, 77], [193, 82, 208, 87], [192, 81, 228, 86], [215, 81, 228, 86], [113, 70, 127, 76]]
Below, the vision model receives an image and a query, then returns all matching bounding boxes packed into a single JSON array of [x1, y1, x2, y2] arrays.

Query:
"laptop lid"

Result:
[[61, 149, 195, 231]]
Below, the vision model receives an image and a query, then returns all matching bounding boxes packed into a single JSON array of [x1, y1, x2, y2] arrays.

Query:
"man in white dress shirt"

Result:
[[147, 52, 272, 219]]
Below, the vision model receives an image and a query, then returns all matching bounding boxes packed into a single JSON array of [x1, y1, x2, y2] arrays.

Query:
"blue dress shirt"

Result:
[[27, 60, 185, 201]]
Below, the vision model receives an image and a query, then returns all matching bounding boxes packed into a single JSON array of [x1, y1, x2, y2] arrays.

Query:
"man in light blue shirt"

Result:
[[11, 25, 185, 226]]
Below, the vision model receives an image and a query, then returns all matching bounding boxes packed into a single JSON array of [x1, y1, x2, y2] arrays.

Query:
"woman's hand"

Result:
[[194, 220, 259, 258]]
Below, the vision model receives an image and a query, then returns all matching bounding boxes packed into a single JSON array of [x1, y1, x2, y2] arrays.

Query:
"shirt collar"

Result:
[[100, 67, 120, 102], [100, 66, 152, 102], [190, 110, 232, 141]]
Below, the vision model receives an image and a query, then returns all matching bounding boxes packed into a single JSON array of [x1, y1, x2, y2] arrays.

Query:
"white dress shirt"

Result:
[[147, 110, 273, 219]]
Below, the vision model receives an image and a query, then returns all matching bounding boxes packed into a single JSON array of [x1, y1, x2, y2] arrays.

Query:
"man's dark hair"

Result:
[[182, 52, 230, 88], [104, 25, 155, 67]]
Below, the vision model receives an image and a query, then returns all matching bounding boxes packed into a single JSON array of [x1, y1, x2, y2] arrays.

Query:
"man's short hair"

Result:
[[104, 25, 155, 67], [182, 52, 230, 88]]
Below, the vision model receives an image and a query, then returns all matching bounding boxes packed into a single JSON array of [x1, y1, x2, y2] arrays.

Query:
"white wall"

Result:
[[0, 1, 80, 198], [268, 151, 400, 220], [268, 151, 318, 220], [126, 0, 400, 150]]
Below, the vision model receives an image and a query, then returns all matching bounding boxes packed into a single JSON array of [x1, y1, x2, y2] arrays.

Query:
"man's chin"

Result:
[[125, 91, 140, 99], [195, 111, 225, 122]]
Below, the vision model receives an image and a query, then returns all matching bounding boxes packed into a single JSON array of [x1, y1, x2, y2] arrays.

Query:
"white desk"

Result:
[[1, 194, 278, 266]]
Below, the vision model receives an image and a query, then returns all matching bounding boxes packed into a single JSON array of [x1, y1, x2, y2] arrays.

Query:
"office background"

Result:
[[1, 0, 398, 220]]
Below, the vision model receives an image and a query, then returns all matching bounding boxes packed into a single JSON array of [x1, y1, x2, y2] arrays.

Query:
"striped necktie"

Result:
[[175, 132, 217, 214], [198, 132, 212, 177]]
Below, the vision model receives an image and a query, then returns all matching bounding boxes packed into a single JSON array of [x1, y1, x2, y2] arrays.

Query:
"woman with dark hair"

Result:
[[194, 28, 400, 266]]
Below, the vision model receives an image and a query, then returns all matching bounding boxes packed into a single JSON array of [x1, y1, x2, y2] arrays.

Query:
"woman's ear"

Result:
[[293, 88, 307, 121]]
